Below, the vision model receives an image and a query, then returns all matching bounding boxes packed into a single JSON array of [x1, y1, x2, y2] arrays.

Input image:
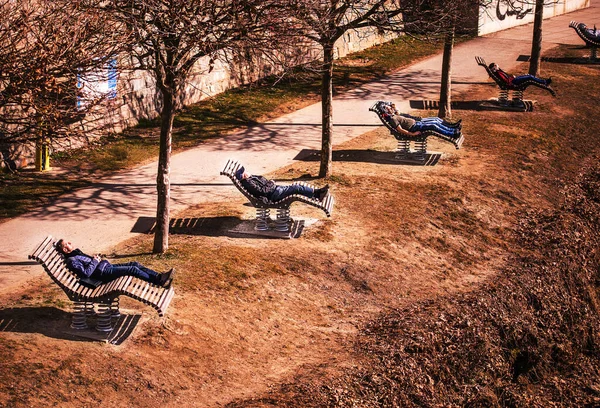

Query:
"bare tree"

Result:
[[433, 0, 479, 118], [528, 0, 545, 76], [99, 0, 281, 253], [0, 0, 127, 169], [285, 0, 409, 178]]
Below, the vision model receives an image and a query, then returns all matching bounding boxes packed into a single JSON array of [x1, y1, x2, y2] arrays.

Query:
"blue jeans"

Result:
[[410, 121, 458, 137], [270, 184, 315, 201], [93, 261, 161, 284], [512, 75, 547, 86]]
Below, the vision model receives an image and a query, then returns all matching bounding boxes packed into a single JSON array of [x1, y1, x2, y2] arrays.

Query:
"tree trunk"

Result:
[[318, 43, 334, 178], [529, 0, 544, 76], [153, 88, 175, 254], [438, 27, 455, 119]]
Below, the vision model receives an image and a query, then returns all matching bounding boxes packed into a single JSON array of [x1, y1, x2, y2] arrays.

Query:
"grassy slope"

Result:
[[0, 46, 599, 407]]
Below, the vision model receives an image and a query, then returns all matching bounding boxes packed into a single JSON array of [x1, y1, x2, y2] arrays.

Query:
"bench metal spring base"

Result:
[[395, 139, 426, 161], [255, 208, 270, 231], [111, 298, 121, 318], [395, 139, 410, 159], [71, 300, 89, 330], [413, 139, 427, 162], [274, 208, 291, 232], [96, 301, 114, 332], [498, 89, 509, 104], [512, 90, 524, 103]]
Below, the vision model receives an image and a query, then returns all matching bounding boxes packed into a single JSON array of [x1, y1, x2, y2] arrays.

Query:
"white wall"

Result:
[[111, 27, 395, 132], [478, 0, 590, 35]]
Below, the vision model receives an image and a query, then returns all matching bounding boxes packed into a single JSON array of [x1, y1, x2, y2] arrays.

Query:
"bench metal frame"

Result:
[[221, 159, 334, 232], [29, 236, 175, 332]]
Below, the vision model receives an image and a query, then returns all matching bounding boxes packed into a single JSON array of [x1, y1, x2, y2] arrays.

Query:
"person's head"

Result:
[[234, 166, 249, 180], [55, 239, 74, 255], [489, 62, 498, 71]]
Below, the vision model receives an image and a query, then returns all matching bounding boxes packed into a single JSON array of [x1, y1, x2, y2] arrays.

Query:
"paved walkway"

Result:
[[1, 3, 598, 293]]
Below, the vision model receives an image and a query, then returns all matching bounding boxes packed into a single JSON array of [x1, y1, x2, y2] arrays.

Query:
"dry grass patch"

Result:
[[1, 45, 600, 407]]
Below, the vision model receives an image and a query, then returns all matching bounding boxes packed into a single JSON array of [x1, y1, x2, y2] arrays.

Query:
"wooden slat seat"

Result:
[[29, 236, 175, 331], [221, 159, 334, 233], [569, 21, 600, 48]]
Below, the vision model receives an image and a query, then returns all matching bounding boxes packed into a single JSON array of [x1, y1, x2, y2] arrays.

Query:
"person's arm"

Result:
[[395, 126, 421, 137], [66, 255, 98, 278]]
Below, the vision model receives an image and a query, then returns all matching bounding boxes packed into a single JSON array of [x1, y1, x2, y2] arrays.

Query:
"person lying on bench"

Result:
[[56, 239, 175, 287], [235, 166, 329, 202], [382, 104, 462, 138], [488, 62, 552, 88], [384, 103, 462, 130]]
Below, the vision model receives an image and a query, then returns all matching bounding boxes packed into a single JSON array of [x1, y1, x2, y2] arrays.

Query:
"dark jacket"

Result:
[[64, 249, 110, 278], [241, 175, 276, 199]]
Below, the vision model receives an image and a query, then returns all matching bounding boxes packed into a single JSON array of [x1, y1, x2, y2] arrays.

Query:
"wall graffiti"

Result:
[[496, 0, 533, 20]]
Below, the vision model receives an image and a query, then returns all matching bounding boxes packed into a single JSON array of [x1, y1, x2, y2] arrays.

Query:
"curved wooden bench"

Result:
[[475, 56, 556, 102], [369, 101, 463, 161], [29, 236, 175, 331], [221, 159, 334, 232], [570, 21, 600, 61], [570, 21, 600, 47]]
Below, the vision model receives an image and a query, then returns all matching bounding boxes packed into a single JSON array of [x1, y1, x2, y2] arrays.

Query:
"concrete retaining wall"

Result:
[[478, 0, 590, 35], [111, 27, 394, 133]]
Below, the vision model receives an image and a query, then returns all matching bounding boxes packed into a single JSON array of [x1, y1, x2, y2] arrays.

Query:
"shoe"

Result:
[[159, 268, 176, 288], [316, 185, 329, 201]]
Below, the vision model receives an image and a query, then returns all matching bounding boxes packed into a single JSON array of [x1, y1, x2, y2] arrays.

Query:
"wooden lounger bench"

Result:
[[221, 159, 334, 232], [475, 56, 556, 104], [29, 236, 175, 332], [569, 21, 600, 61], [369, 101, 464, 162]]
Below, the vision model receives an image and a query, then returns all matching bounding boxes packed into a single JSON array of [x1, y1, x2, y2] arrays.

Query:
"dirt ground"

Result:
[[1, 47, 599, 407]]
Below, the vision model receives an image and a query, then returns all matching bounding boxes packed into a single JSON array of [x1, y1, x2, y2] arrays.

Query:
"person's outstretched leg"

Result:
[[412, 122, 459, 137], [100, 262, 162, 284], [512, 75, 550, 86], [421, 117, 461, 129], [270, 184, 315, 201]]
